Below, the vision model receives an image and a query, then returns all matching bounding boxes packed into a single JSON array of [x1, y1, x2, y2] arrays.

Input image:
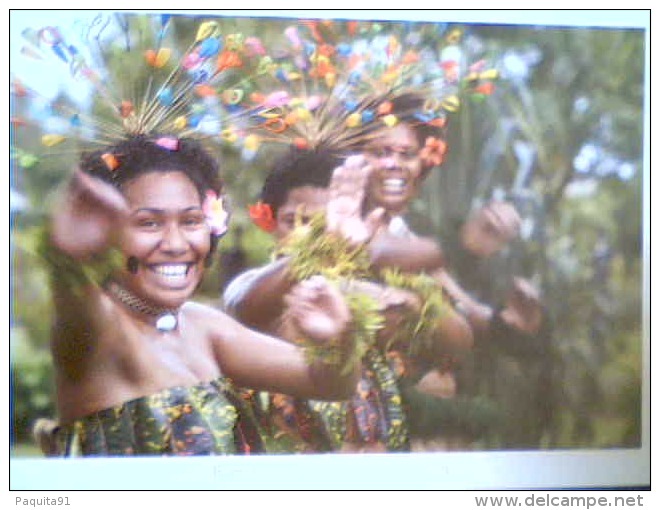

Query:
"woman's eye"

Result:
[[137, 218, 160, 228], [182, 215, 205, 227]]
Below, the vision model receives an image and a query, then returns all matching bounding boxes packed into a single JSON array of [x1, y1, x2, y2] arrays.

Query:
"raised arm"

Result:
[[223, 257, 295, 332], [326, 155, 444, 273], [224, 155, 382, 331], [213, 276, 359, 400], [46, 171, 128, 358], [368, 230, 445, 273]]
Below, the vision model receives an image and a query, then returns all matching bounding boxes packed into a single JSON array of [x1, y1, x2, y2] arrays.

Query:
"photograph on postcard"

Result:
[[9, 9, 648, 488]]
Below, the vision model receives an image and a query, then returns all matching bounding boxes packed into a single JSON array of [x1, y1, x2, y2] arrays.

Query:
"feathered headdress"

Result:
[[11, 13, 279, 236], [12, 14, 271, 156], [242, 21, 498, 153], [240, 19, 500, 230]]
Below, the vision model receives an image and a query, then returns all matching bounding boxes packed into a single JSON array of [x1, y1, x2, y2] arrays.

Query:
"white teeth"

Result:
[[383, 178, 406, 192], [152, 264, 189, 277]]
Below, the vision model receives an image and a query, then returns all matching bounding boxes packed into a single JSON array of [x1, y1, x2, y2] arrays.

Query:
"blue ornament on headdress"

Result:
[[52, 43, 69, 63], [275, 68, 289, 83], [344, 100, 358, 112], [361, 110, 375, 124], [348, 70, 361, 85], [414, 112, 434, 123], [192, 69, 210, 83], [336, 43, 352, 57], [303, 41, 315, 57], [199, 37, 221, 58], [158, 88, 174, 106], [188, 113, 203, 128], [224, 104, 244, 114]]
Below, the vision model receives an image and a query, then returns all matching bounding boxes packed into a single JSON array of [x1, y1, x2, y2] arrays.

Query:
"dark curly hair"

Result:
[[260, 146, 341, 216], [81, 135, 223, 198], [80, 135, 225, 263]]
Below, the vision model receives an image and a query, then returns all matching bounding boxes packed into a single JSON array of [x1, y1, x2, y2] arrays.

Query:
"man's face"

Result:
[[273, 186, 330, 241], [363, 123, 423, 215]]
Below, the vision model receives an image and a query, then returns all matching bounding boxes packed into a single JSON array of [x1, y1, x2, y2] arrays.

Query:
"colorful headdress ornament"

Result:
[[242, 21, 499, 230], [11, 13, 275, 236], [241, 22, 498, 156], [15, 16, 256, 146]]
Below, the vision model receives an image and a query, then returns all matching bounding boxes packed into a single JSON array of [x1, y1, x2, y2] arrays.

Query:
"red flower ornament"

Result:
[[249, 201, 277, 233], [419, 137, 447, 168]]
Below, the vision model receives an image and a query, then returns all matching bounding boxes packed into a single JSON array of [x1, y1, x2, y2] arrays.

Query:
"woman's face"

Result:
[[364, 123, 423, 216], [117, 171, 211, 309]]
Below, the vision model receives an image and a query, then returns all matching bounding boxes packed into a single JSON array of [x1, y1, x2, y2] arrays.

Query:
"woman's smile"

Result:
[[117, 171, 212, 309]]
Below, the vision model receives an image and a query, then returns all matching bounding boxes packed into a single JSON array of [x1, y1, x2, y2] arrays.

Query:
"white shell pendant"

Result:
[[156, 313, 178, 332]]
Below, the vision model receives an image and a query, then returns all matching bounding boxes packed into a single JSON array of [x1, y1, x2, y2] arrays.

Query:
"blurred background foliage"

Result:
[[10, 12, 646, 453]]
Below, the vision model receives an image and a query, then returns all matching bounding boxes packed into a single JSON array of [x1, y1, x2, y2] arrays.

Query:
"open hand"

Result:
[[461, 201, 522, 258], [50, 170, 129, 259], [500, 277, 543, 335], [283, 276, 352, 344], [325, 155, 386, 245]]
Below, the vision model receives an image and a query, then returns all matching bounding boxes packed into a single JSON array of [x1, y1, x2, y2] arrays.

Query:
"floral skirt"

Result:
[[56, 377, 263, 456]]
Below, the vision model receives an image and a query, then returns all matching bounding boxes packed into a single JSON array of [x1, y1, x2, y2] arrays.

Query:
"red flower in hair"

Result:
[[249, 201, 277, 233], [420, 137, 447, 168]]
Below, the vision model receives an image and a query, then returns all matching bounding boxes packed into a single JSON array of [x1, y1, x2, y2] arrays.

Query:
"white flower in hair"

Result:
[[203, 190, 229, 238]]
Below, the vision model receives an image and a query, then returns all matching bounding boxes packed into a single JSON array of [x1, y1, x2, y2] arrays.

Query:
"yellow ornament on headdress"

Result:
[[446, 28, 462, 45], [295, 108, 312, 122], [222, 89, 244, 105], [346, 113, 362, 128], [145, 48, 171, 68], [221, 128, 238, 143], [441, 95, 460, 113], [41, 134, 65, 147], [480, 69, 499, 80], [172, 116, 187, 130], [325, 72, 337, 88], [382, 114, 398, 128], [244, 134, 261, 151], [195, 21, 219, 42], [225, 33, 245, 51]]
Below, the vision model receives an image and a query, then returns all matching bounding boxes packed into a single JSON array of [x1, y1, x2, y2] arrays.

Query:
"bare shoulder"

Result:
[[183, 300, 235, 325], [181, 300, 244, 341]]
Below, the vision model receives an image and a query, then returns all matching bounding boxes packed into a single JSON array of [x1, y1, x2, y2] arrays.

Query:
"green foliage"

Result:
[[11, 326, 56, 444], [380, 268, 450, 357], [276, 213, 372, 282]]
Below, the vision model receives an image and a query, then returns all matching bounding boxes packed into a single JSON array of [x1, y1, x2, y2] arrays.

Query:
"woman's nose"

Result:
[[381, 155, 398, 170], [160, 224, 188, 253]]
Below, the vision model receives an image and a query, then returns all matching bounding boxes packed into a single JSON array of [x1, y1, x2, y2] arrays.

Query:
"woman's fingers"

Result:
[[71, 170, 129, 216]]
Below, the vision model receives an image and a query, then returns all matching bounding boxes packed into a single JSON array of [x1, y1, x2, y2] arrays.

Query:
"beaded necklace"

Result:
[[106, 281, 179, 332]]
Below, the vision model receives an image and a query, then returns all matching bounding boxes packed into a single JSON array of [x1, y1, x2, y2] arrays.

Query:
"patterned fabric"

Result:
[[266, 393, 333, 452], [57, 378, 263, 456], [238, 388, 332, 453], [310, 348, 409, 452]]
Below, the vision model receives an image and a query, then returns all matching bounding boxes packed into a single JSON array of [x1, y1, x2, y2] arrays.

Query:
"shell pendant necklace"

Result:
[[106, 281, 179, 332]]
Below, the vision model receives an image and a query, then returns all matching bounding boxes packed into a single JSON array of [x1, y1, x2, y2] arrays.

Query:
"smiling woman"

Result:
[[40, 135, 360, 456]]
